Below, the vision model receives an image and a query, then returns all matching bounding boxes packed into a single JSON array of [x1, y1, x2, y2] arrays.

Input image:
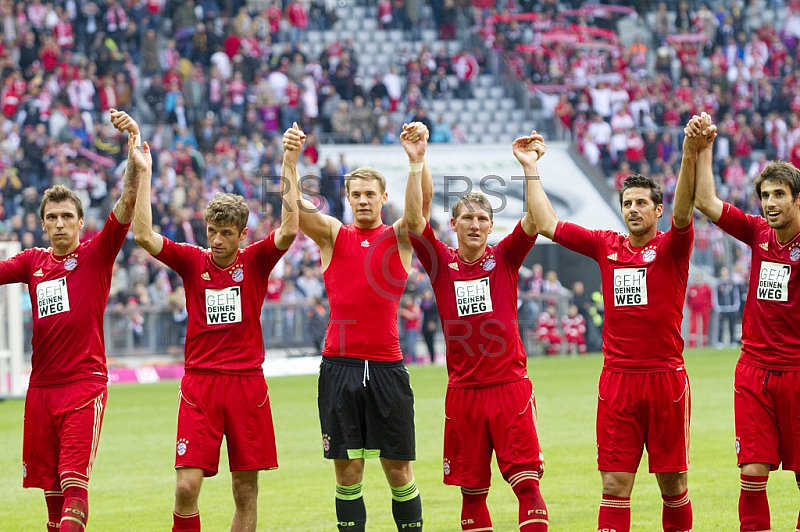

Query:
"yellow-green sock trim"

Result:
[[391, 480, 419, 502]]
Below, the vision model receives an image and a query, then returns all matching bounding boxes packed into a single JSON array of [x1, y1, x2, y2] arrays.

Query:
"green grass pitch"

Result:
[[1, 348, 797, 530]]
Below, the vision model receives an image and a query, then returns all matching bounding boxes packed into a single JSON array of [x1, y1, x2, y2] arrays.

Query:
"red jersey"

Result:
[[413, 221, 537, 387], [156, 232, 286, 374], [323, 224, 406, 362], [0, 213, 129, 387], [553, 220, 693, 371], [715, 202, 800, 370]]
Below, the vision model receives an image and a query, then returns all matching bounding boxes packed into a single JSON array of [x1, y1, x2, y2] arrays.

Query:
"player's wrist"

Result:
[[409, 161, 424, 172]]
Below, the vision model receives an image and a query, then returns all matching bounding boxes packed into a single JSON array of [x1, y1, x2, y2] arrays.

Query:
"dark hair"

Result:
[[755, 161, 800, 199], [40, 185, 83, 220], [618, 174, 663, 207]]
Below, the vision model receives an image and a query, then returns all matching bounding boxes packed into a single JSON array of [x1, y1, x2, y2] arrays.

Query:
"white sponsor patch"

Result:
[[454, 277, 492, 316], [205, 286, 242, 325], [612, 267, 648, 306], [757, 261, 790, 302], [36, 277, 70, 318]]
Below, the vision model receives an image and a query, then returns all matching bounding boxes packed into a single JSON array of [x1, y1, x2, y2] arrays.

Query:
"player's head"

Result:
[[450, 191, 493, 254], [619, 174, 663, 238], [40, 185, 84, 254], [40, 184, 83, 221], [204, 193, 249, 265], [345, 167, 388, 227], [755, 161, 800, 231], [451, 191, 493, 220], [204, 193, 249, 233]]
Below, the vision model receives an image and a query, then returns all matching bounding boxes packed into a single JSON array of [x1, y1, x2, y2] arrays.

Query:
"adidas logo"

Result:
[[33, 268, 43, 277], [201, 272, 210, 280], [361, 239, 370, 248], [448, 262, 459, 271], [760, 242, 769, 252], [607, 253, 618, 261]]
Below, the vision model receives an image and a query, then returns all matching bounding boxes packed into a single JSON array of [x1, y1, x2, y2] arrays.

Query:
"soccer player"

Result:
[[132, 124, 301, 531], [526, 126, 701, 532], [0, 109, 146, 532], [283, 122, 431, 531], [403, 129, 549, 531], [688, 113, 800, 532]]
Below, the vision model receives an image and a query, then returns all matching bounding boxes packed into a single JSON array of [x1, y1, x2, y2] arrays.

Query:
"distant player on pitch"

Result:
[[527, 124, 701, 532], [0, 109, 145, 531], [133, 123, 301, 531], [688, 112, 800, 532], [404, 129, 549, 531], [284, 122, 431, 531]]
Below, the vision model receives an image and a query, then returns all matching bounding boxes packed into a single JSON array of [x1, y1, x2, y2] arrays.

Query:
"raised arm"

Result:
[[290, 138, 341, 251], [275, 123, 302, 250], [108, 110, 160, 255], [399, 122, 429, 235], [109, 109, 144, 225], [685, 113, 722, 222], [673, 117, 702, 229], [512, 131, 551, 238]]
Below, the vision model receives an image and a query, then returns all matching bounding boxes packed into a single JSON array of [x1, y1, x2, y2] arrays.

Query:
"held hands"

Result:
[[400, 122, 429, 163], [282, 122, 306, 165], [129, 134, 152, 173], [683, 112, 717, 154], [110, 109, 151, 173], [512, 130, 546, 166], [109, 108, 139, 136]]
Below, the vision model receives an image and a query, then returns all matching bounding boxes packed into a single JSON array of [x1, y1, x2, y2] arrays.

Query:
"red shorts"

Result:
[[443, 378, 544, 488], [734, 362, 800, 471], [176, 373, 277, 476], [597, 369, 690, 473], [23, 380, 107, 490]]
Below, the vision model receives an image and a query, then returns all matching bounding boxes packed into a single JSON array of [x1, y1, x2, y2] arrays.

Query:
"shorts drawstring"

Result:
[[762, 370, 781, 394], [363, 360, 370, 387]]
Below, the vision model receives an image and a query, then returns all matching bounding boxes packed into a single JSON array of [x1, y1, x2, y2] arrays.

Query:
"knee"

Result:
[[174, 476, 202, 505], [656, 472, 688, 496], [385, 464, 414, 487], [601, 473, 634, 498], [232, 476, 259, 508]]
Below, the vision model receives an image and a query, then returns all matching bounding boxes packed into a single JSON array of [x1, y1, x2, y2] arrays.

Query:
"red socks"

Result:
[[59, 481, 88, 532], [739, 474, 769, 531], [662, 490, 692, 532], [598, 494, 630, 532], [45, 490, 64, 531], [509, 471, 548, 531], [460, 487, 492, 531], [173, 510, 201, 532]]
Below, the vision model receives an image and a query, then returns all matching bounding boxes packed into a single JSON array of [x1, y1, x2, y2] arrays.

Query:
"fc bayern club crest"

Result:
[[642, 249, 656, 263], [443, 460, 451, 475], [322, 435, 331, 452], [482, 258, 496, 271], [791, 247, 800, 263], [232, 267, 244, 282], [64, 257, 77, 271]]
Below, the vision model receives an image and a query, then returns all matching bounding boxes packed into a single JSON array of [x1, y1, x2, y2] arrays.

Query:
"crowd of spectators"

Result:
[[0, 0, 779, 355]]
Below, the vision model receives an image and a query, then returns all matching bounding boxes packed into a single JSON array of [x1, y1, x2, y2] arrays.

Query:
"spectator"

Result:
[[687, 273, 713, 348]]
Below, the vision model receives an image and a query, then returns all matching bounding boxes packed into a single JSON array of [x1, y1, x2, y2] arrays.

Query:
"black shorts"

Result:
[[318, 356, 416, 461]]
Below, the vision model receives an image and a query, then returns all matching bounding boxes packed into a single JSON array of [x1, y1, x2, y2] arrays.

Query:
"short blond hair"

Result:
[[345, 166, 386, 194], [203, 193, 249, 233], [451, 191, 493, 220]]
